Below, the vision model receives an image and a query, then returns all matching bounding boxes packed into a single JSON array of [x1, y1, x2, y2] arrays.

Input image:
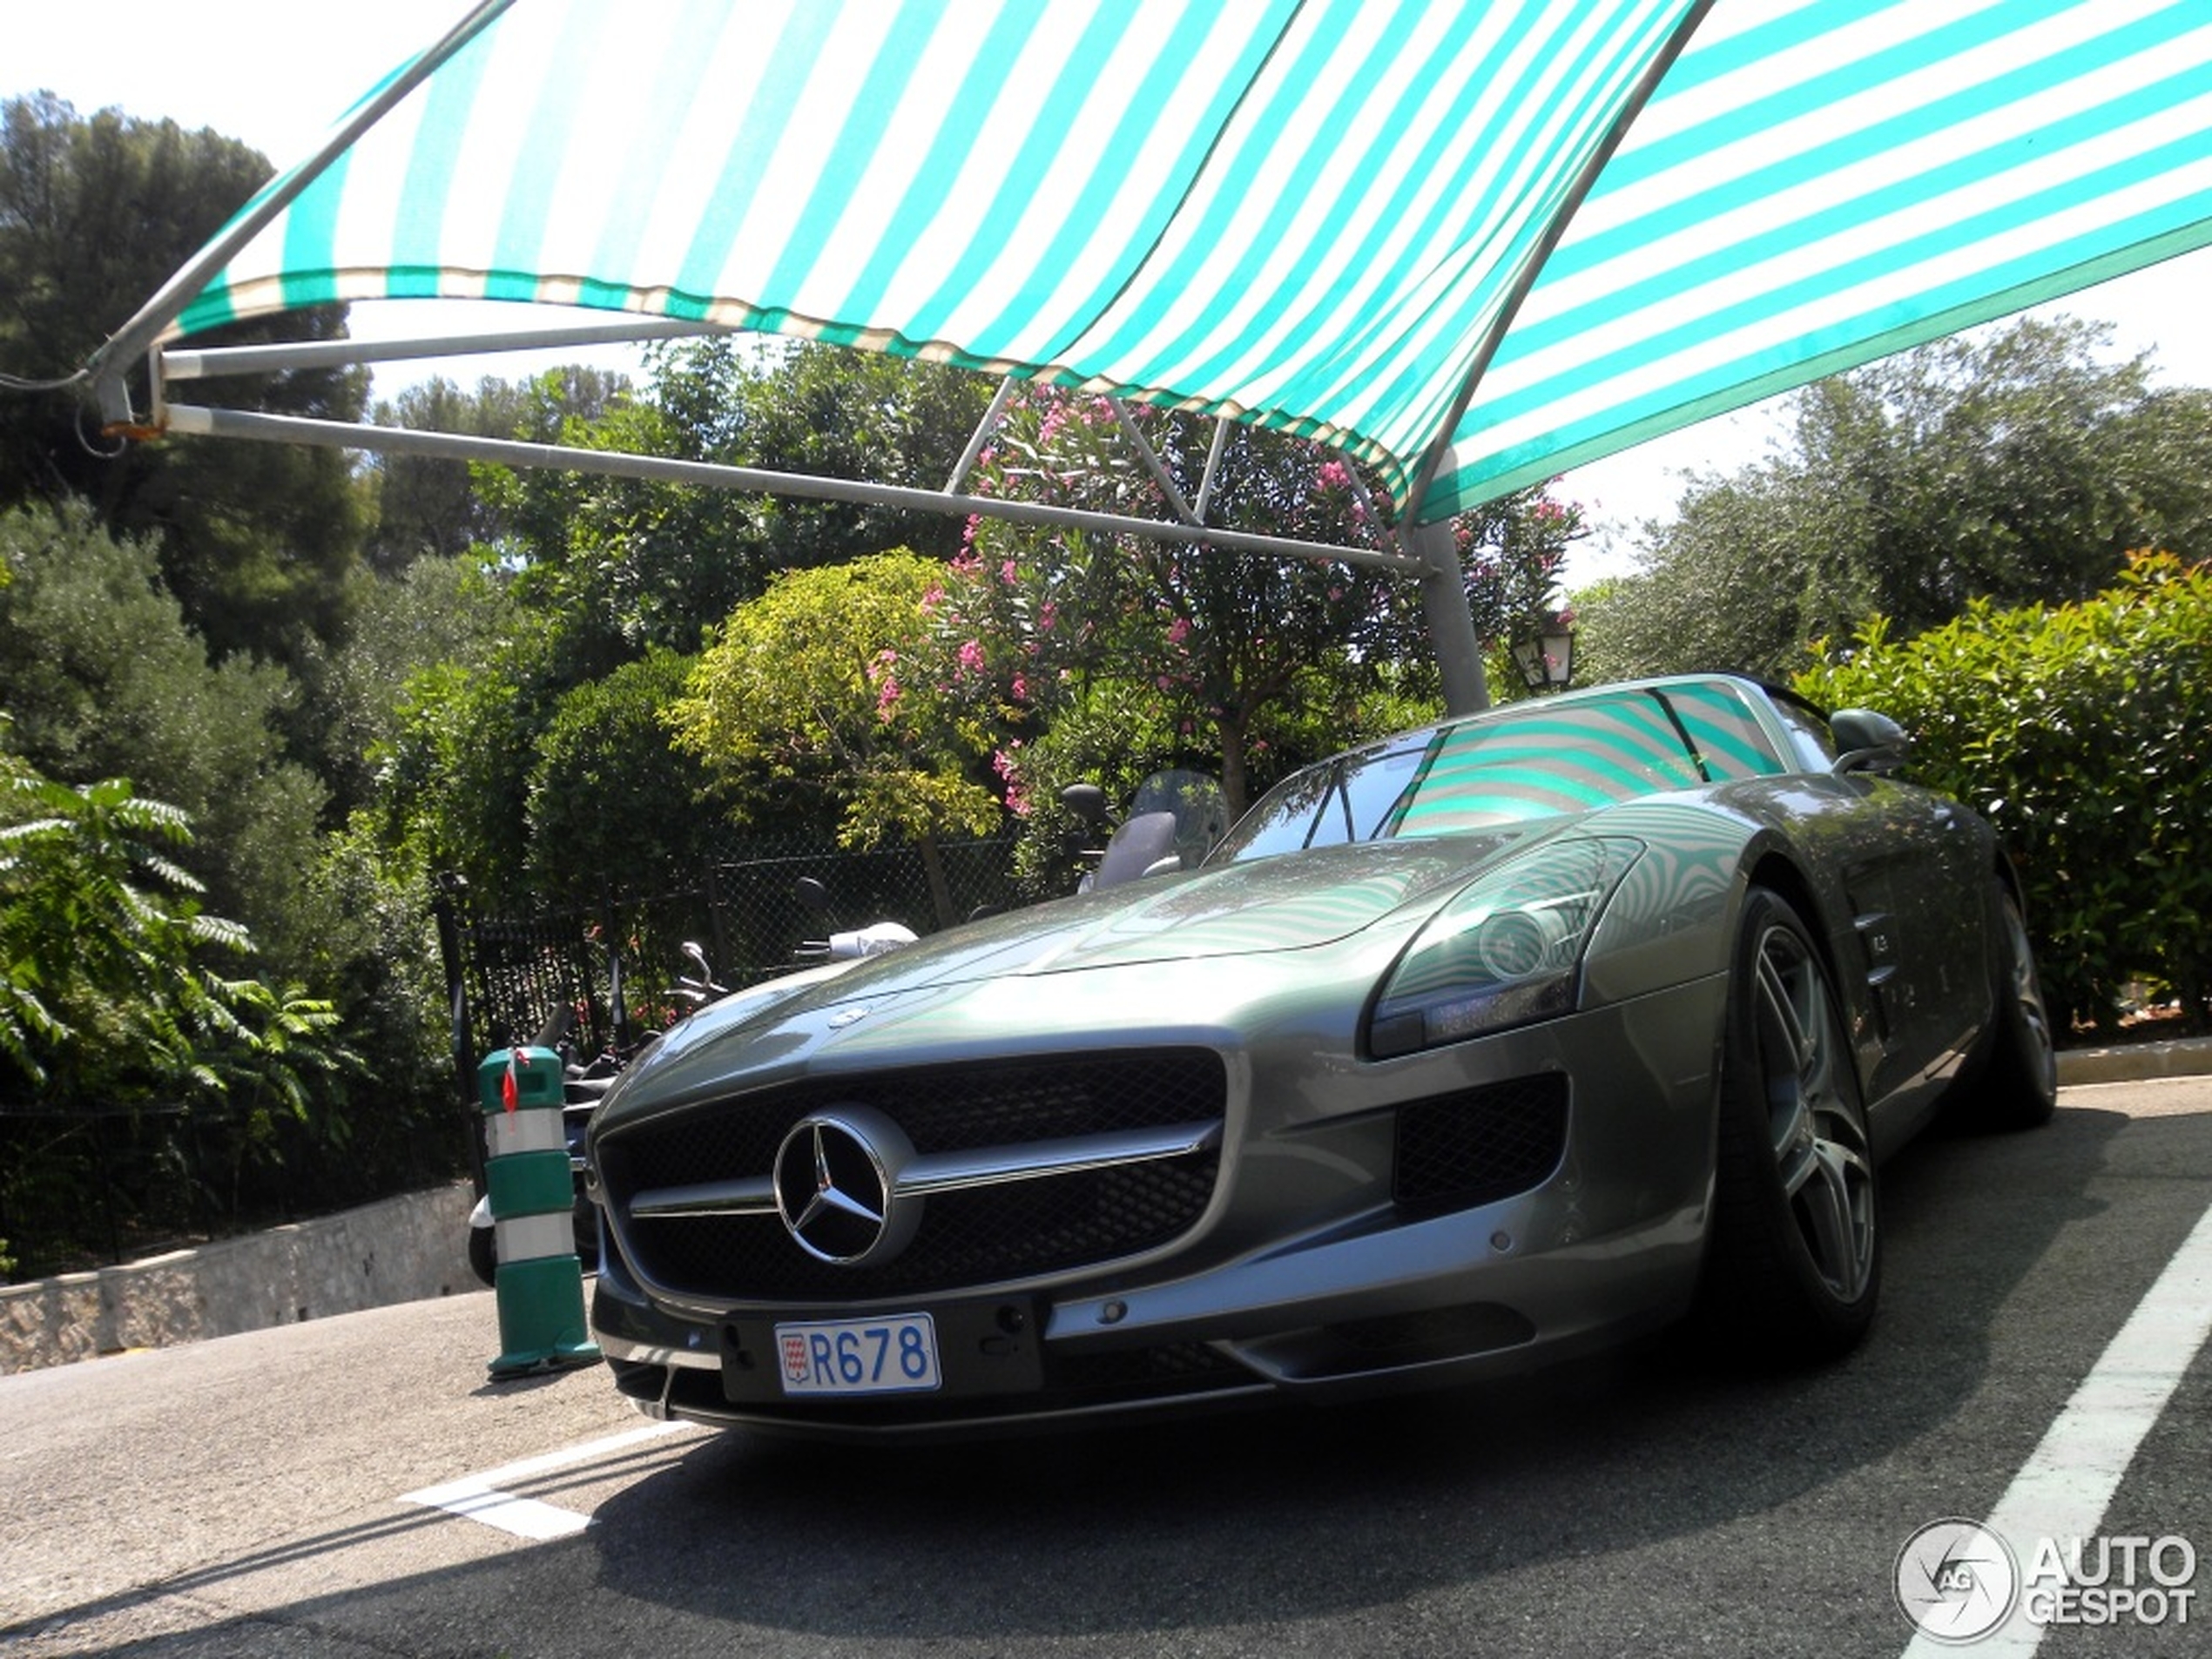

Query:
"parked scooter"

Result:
[[789, 873, 919, 961], [1061, 767, 1228, 892]]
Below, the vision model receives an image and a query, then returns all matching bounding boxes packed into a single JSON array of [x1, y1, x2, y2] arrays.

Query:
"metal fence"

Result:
[[435, 830, 1025, 1079]]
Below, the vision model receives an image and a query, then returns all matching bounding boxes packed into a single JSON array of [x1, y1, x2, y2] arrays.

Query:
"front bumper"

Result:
[[590, 974, 1726, 1440]]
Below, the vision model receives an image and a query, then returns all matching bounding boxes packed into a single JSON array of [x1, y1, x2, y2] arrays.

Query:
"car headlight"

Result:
[[1367, 837, 1643, 1058]]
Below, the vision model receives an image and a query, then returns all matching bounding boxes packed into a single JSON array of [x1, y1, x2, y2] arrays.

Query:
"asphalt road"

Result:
[[4, 1077, 2209, 1659]]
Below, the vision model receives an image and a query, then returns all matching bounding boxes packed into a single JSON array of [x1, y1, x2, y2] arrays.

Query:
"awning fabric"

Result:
[[145, 0, 2212, 523]]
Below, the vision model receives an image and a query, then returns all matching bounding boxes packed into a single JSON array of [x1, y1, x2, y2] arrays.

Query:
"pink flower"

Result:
[[992, 747, 1031, 816], [1317, 460, 1351, 491], [1037, 600, 1058, 633], [958, 639, 986, 677], [876, 678, 901, 720], [1001, 559, 1019, 586], [1166, 617, 1190, 645], [1011, 674, 1030, 703]]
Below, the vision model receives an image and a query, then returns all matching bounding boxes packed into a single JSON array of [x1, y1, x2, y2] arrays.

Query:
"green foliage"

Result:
[[1, 94, 371, 673], [374, 656, 540, 910], [365, 371, 628, 573], [1796, 553, 2212, 1033], [1581, 317, 2212, 682], [528, 647, 728, 898], [712, 340, 995, 567], [0, 746, 348, 1104], [0, 739, 401, 1276], [0, 502, 328, 974], [303, 550, 518, 821], [946, 389, 1577, 821], [485, 342, 992, 687], [673, 551, 1002, 858]]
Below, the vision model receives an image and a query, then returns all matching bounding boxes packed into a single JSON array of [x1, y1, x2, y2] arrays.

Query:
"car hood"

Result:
[[600, 829, 1554, 1116]]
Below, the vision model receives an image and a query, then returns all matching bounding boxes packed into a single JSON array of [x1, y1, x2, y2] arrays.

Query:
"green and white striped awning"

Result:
[[96, 0, 2212, 525]]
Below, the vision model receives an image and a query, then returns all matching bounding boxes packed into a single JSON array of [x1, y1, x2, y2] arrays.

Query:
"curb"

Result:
[[2058, 1035, 2212, 1088]]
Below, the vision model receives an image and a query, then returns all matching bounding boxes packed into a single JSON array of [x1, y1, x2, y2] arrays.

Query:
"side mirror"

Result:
[[1060, 782, 1111, 826], [1831, 708, 1910, 775], [792, 876, 829, 914]]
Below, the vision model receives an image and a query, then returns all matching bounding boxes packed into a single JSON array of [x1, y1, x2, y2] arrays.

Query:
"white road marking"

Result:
[[1902, 1193, 2212, 1657], [401, 1420, 696, 1540]]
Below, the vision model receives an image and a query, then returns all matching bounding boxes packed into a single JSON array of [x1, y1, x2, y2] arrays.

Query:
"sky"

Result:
[[13, 0, 2212, 585]]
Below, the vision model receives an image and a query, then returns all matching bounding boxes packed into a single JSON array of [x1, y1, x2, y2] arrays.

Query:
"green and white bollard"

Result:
[[478, 1045, 601, 1380]]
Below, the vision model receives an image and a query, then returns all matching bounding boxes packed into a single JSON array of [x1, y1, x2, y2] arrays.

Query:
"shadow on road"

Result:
[[568, 1104, 2155, 1645], [22, 1101, 2203, 1657]]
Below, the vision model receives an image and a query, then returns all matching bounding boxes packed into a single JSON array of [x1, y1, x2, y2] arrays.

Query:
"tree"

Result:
[[1, 94, 371, 672], [718, 340, 995, 567], [364, 368, 633, 575], [0, 739, 373, 1274], [527, 647, 727, 903], [485, 341, 995, 689], [0, 502, 327, 974], [295, 548, 517, 822], [1577, 317, 2212, 681], [671, 550, 1002, 925], [946, 390, 1582, 820]]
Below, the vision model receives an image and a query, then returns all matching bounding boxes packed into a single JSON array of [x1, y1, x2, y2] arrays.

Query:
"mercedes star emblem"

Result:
[[772, 1107, 921, 1265]]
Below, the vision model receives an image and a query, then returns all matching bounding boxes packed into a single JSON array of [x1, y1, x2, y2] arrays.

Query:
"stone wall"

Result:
[[0, 1182, 478, 1374]]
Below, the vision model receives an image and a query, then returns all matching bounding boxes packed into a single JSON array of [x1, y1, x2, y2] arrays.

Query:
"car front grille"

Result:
[[1393, 1073, 1569, 1214], [600, 1048, 1226, 1300]]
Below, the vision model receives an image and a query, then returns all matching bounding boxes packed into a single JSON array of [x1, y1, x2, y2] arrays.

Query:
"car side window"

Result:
[[1764, 693, 1843, 772], [1652, 682, 1788, 781]]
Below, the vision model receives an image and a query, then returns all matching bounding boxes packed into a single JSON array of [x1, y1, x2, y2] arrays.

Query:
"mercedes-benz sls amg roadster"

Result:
[[583, 674, 2056, 1440]]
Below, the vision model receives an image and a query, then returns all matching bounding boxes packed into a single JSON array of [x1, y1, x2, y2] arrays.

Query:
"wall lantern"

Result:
[[1512, 614, 1576, 691]]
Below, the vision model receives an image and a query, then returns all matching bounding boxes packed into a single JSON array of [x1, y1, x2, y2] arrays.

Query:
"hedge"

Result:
[[1796, 553, 2212, 1035]]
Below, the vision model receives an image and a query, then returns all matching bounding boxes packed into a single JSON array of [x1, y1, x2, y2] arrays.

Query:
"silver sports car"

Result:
[[584, 674, 2057, 1439]]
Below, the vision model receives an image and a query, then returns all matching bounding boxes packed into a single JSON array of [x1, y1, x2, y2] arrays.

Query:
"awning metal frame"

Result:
[[142, 327, 1500, 709], [75, 0, 1722, 718]]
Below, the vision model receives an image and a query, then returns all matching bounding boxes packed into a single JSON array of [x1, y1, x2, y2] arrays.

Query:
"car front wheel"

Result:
[[1701, 887, 1879, 1363]]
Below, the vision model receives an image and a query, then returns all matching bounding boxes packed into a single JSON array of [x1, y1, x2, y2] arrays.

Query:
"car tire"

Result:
[[1957, 884, 2059, 1132], [468, 1222, 496, 1288], [1700, 887, 1880, 1364]]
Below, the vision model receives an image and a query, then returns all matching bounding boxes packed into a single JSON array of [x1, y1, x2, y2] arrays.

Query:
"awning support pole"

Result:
[[943, 375, 1021, 493], [1109, 397, 1198, 525], [1409, 519, 1489, 717], [161, 402, 1427, 576]]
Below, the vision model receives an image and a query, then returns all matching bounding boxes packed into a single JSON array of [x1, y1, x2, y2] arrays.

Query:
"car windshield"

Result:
[[1211, 682, 1787, 863]]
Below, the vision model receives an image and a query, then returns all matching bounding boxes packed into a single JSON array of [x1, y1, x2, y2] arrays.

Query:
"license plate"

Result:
[[774, 1312, 941, 1396]]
